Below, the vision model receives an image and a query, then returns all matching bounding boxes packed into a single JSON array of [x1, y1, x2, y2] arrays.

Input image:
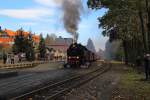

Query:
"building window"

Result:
[[1, 33, 9, 38]]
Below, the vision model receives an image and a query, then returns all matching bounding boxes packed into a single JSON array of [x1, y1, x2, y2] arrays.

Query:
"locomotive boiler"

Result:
[[64, 43, 96, 68]]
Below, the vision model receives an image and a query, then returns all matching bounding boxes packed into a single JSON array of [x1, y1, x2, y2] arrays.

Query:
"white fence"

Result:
[[0, 61, 56, 69]]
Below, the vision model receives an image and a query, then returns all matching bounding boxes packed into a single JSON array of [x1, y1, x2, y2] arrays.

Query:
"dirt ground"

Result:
[[112, 65, 150, 100], [62, 63, 121, 100], [63, 63, 150, 100]]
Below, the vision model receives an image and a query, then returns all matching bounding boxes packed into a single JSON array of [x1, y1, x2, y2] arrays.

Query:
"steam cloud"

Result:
[[61, 0, 83, 42]]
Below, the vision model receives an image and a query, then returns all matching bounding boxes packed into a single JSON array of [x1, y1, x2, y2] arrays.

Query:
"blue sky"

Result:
[[0, 0, 108, 51]]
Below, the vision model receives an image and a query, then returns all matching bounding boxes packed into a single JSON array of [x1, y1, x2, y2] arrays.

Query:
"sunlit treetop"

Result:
[[87, 0, 102, 9]]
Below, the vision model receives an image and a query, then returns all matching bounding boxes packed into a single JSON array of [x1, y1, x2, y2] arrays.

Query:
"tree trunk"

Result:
[[138, 10, 147, 53], [145, 0, 150, 52], [123, 40, 128, 64]]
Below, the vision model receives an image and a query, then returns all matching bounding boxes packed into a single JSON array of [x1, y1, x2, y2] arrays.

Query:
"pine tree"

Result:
[[12, 28, 26, 54], [25, 32, 35, 61], [12, 28, 35, 61], [39, 34, 46, 60], [86, 38, 96, 53]]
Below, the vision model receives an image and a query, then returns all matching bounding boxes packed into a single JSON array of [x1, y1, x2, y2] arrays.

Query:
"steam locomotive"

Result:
[[64, 43, 97, 68]]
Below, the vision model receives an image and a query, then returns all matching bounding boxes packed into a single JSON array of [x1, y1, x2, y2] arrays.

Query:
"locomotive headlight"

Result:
[[76, 56, 79, 59]]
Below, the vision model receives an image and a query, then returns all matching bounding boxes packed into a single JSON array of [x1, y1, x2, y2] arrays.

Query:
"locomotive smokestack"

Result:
[[73, 32, 78, 43], [73, 34, 76, 44]]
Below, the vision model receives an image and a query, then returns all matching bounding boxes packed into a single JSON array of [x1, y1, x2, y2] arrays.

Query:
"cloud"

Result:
[[79, 23, 90, 29], [20, 22, 37, 26], [0, 8, 53, 19], [35, 28, 71, 37], [34, 0, 62, 7]]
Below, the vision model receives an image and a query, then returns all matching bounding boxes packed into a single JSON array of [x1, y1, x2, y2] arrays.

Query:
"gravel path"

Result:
[[63, 65, 121, 100]]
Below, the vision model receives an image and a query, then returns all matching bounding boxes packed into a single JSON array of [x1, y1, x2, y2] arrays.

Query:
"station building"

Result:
[[46, 36, 73, 60]]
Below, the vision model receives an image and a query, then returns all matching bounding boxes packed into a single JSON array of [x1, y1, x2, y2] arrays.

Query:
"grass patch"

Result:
[[119, 67, 150, 100]]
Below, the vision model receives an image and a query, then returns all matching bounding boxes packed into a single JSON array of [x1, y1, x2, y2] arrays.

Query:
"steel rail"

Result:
[[10, 63, 110, 100], [45, 65, 110, 100]]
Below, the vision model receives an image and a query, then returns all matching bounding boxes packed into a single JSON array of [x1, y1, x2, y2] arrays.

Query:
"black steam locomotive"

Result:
[[64, 43, 96, 68]]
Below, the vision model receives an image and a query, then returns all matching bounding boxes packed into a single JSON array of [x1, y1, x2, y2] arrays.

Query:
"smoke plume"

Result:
[[62, 0, 83, 42], [104, 40, 121, 60]]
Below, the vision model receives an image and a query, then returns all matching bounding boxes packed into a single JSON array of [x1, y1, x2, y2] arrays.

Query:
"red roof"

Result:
[[0, 29, 40, 48]]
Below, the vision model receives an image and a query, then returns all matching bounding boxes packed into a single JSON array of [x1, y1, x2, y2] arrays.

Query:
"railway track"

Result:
[[10, 63, 111, 100]]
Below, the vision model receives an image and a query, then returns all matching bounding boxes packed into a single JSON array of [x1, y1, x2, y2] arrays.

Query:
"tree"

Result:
[[12, 28, 35, 61], [145, 0, 150, 52], [25, 32, 35, 61], [38, 34, 46, 60], [12, 28, 26, 54], [104, 40, 121, 60], [86, 38, 96, 53], [87, 0, 149, 64]]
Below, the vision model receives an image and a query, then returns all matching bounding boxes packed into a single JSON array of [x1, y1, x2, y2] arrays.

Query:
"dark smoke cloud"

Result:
[[62, 0, 83, 42]]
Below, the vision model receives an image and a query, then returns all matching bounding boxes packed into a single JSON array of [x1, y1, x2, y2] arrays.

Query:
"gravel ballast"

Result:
[[63, 64, 122, 100]]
